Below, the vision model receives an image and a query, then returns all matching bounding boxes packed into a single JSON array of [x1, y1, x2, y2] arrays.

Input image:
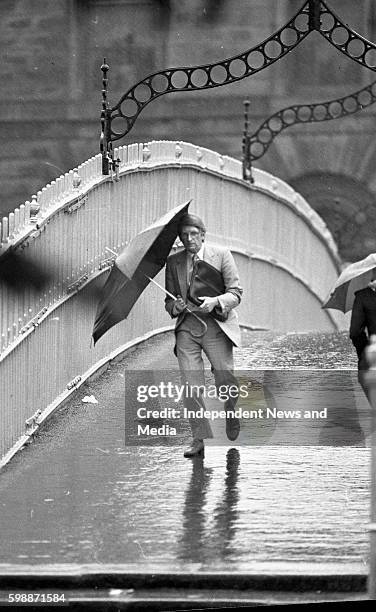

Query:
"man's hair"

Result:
[[178, 213, 206, 237]]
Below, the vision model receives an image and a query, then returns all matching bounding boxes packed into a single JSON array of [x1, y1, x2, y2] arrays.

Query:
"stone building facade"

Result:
[[1, 0, 376, 261]]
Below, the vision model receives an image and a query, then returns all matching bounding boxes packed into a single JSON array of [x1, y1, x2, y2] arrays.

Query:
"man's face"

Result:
[[179, 225, 205, 254]]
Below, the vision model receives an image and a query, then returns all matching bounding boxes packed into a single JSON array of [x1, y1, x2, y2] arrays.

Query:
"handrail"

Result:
[[0, 141, 339, 261], [0, 140, 343, 467]]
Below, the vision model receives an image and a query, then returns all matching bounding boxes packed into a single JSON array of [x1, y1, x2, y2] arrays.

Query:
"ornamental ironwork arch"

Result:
[[242, 79, 376, 182], [100, 0, 376, 174]]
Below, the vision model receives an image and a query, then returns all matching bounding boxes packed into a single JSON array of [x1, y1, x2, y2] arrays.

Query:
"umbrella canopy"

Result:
[[92, 200, 190, 343], [322, 253, 376, 313]]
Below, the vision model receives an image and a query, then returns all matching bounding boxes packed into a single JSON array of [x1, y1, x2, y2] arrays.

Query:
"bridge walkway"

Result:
[[0, 329, 370, 578]]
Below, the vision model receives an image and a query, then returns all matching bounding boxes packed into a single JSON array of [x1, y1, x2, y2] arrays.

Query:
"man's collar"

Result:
[[185, 244, 204, 259], [196, 244, 204, 259]]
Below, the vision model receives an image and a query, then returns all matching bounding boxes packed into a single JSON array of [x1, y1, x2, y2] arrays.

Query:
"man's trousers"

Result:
[[175, 313, 238, 439]]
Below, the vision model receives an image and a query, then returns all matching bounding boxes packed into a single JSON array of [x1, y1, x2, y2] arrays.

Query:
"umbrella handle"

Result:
[[184, 307, 208, 337], [145, 275, 208, 337]]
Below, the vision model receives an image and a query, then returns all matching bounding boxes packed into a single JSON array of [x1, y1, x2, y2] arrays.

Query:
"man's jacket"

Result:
[[350, 287, 376, 364], [165, 244, 243, 346]]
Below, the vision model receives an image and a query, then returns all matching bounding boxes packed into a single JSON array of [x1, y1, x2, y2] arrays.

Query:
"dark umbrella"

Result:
[[92, 200, 191, 344]]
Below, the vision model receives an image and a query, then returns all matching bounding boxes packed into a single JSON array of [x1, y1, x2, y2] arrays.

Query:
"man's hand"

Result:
[[173, 295, 187, 314], [198, 296, 219, 313]]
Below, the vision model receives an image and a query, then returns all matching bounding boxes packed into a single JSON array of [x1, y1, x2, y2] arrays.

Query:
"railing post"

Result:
[[365, 336, 376, 599], [242, 99, 253, 183], [30, 195, 40, 224], [309, 0, 321, 31], [100, 59, 111, 175]]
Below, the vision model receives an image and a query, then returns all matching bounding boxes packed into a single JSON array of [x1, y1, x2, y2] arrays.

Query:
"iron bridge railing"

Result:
[[100, 0, 376, 176], [242, 79, 376, 181]]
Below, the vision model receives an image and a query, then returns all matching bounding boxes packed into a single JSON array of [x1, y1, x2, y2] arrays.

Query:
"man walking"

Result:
[[165, 213, 243, 457]]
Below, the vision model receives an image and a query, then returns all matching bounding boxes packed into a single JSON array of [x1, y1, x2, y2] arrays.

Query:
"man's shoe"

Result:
[[226, 417, 240, 441], [184, 438, 204, 458]]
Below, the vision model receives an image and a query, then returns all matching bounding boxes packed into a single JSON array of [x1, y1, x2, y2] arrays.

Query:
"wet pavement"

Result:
[[0, 329, 371, 572]]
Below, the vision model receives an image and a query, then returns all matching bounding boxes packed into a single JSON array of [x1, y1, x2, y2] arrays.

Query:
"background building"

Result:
[[1, 0, 376, 261]]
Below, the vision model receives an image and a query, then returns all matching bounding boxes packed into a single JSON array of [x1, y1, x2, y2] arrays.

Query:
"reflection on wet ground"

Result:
[[0, 330, 370, 570]]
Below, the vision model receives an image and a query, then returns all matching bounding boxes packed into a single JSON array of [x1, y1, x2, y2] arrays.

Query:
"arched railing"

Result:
[[0, 141, 342, 467]]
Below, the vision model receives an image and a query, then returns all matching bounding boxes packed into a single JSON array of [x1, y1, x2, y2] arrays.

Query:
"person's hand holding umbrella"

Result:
[[174, 295, 187, 313]]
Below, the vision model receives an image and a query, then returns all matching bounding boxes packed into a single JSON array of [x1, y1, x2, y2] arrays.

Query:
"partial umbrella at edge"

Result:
[[322, 252, 376, 313], [92, 200, 191, 344]]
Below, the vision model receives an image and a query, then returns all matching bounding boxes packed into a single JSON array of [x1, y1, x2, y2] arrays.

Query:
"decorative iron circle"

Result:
[[102, 0, 376, 162], [109, 1, 312, 142], [319, 0, 376, 72], [248, 80, 376, 161]]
